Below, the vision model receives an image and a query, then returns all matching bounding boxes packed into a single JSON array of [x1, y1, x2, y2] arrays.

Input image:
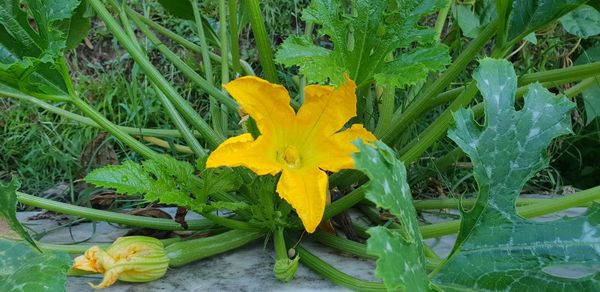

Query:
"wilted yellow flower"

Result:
[[72, 236, 169, 288], [206, 75, 375, 233]]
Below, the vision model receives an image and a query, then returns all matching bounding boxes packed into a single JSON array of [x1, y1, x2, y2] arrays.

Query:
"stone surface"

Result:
[[15, 200, 587, 291]]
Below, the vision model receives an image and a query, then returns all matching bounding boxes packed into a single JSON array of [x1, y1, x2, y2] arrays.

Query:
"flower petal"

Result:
[[276, 167, 328, 233], [206, 133, 281, 175], [317, 124, 377, 172], [295, 76, 357, 142], [224, 76, 295, 137]]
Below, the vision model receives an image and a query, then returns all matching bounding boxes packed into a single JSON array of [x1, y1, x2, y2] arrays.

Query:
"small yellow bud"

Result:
[[72, 236, 169, 289]]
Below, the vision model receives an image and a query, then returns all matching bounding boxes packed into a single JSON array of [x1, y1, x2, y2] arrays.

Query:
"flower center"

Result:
[[282, 145, 301, 168]]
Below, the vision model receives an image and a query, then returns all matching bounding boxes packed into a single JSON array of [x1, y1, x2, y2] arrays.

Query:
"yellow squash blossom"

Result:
[[72, 236, 169, 288], [206, 76, 375, 233]]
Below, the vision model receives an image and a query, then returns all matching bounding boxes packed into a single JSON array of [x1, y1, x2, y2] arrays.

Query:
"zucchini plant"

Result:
[[1, 0, 599, 290]]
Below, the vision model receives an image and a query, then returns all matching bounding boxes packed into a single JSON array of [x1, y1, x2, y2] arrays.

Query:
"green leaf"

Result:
[[0, 0, 82, 95], [575, 45, 600, 125], [61, 1, 91, 50], [560, 5, 600, 38], [0, 179, 71, 291], [375, 45, 450, 88], [354, 140, 433, 292], [0, 240, 71, 292], [0, 179, 37, 249], [432, 59, 600, 290], [275, 0, 450, 87], [507, 0, 587, 42], [157, 0, 194, 20], [85, 155, 244, 213]]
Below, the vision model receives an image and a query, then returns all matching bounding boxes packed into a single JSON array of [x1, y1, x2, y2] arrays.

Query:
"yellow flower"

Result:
[[206, 76, 375, 233], [72, 236, 169, 289]]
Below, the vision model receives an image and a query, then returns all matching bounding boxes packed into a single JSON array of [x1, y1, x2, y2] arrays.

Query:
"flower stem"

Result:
[[274, 227, 288, 260], [16, 192, 216, 231], [166, 229, 264, 267], [294, 244, 385, 291], [245, 0, 278, 83]]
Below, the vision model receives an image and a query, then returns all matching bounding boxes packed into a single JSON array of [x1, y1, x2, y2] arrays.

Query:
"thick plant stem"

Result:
[[202, 213, 259, 231], [398, 82, 479, 164], [126, 10, 237, 110], [420, 186, 600, 238], [152, 84, 206, 157], [416, 75, 600, 180], [295, 244, 385, 291], [112, 4, 207, 158], [229, 0, 241, 75], [127, 8, 254, 76], [245, 0, 278, 83], [273, 227, 288, 260], [323, 186, 366, 221], [413, 197, 556, 210], [518, 61, 600, 85], [379, 20, 498, 143], [88, 0, 224, 148], [312, 231, 442, 269], [434, 0, 452, 41], [70, 96, 157, 159], [311, 231, 375, 259], [166, 230, 264, 267], [39, 238, 181, 254], [219, 0, 230, 135], [191, 0, 224, 136], [16, 192, 215, 231], [0, 89, 198, 139]]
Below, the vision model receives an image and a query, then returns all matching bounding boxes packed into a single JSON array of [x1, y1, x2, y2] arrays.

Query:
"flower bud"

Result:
[[72, 236, 169, 289]]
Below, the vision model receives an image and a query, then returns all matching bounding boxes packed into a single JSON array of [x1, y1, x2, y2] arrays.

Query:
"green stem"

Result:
[[274, 227, 288, 260], [0, 89, 201, 139], [419, 186, 600, 239], [202, 213, 259, 231], [414, 197, 552, 210], [323, 186, 366, 221], [229, 0, 241, 75], [39, 238, 181, 254], [129, 8, 254, 76], [518, 61, 600, 85], [312, 231, 442, 269], [17, 192, 216, 231], [398, 82, 479, 164], [433, 0, 452, 41], [311, 231, 375, 259], [166, 229, 264, 267], [219, 0, 230, 135], [245, 0, 278, 83], [295, 244, 385, 291], [418, 76, 600, 181], [70, 95, 158, 159], [379, 20, 498, 144], [374, 62, 395, 135], [126, 9, 237, 111], [89, 0, 224, 148], [191, 0, 214, 86], [152, 84, 206, 157]]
